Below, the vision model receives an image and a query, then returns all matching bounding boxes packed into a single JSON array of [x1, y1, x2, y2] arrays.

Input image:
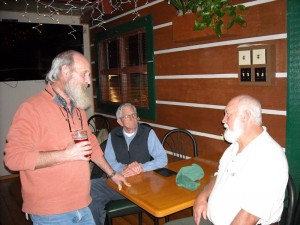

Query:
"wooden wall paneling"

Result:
[[225, 0, 286, 37], [156, 104, 224, 135], [153, 127, 227, 162], [155, 46, 237, 74], [197, 137, 229, 161], [155, 103, 286, 144], [155, 39, 286, 75], [136, 1, 177, 25], [153, 0, 286, 50], [156, 78, 286, 109], [262, 114, 286, 147]]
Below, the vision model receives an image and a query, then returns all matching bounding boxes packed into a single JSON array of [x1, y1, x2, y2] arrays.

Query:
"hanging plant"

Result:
[[168, 0, 247, 37]]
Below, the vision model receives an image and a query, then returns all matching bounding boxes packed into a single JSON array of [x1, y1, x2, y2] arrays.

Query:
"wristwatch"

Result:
[[107, 170, 116, 179]]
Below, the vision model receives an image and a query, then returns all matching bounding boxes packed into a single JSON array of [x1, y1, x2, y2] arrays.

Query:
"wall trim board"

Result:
[[91, 100, 287, 116], [155, 73, 287, 79], [141, 122, 223, 140], [156, 100, 286, 116], [154, 33, 287, 54], [154, 22, 172, 30], [242, 0, 277, 7]]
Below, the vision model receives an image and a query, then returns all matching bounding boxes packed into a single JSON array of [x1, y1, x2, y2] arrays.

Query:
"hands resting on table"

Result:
[[122, 161, 143, 177]]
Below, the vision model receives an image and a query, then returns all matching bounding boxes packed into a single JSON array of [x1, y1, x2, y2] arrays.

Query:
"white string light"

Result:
[[2, 0, 144, 38], [68, 24, 77, 39], [32, 22, 42, 33]]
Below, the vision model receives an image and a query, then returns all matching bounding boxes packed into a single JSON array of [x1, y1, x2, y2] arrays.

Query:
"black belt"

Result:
[[258, 223, 279, 225]]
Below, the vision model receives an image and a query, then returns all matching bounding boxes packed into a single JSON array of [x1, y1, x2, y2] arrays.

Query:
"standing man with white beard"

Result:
[[4, 50, 130, 225], [165, 95, 288, 225]]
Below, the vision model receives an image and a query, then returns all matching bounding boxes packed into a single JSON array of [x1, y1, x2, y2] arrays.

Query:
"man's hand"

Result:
[[111, 173, 131, 190], [193, 198, 208, 225], [64, 141, 92, 161], [122, 161, 143, 177], [193, 176, 216, 225], [35, 141, 92, 169]]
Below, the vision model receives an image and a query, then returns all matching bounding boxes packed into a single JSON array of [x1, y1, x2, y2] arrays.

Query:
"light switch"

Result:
[[252, 48, 266, 65], [238, 50, 251, 65]]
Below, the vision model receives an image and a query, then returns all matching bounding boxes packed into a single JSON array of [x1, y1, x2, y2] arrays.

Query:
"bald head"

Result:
[[230, 95, 262, 126]]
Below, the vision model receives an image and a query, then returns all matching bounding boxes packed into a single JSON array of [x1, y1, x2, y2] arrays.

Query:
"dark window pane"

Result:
[[126, 32, 146, 67], [107, 39, 119, 69]]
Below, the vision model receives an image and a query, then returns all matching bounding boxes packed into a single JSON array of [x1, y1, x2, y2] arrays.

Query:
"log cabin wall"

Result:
[[89, 0, 287, 162]]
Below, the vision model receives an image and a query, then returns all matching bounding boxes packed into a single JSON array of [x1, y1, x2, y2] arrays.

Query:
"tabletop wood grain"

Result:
[[106, 157, 218, 218]]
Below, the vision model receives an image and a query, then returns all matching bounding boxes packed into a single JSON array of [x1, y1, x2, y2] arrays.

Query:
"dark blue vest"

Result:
[[111, 124, 152, 164]]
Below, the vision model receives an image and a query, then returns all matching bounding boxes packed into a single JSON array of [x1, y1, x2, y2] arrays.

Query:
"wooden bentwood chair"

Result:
[[161, 128, 198, 162], [88, 115, 143, 225]]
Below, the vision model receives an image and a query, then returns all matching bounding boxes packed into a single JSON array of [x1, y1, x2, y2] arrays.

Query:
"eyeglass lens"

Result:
[[123, 113, 138, 119]]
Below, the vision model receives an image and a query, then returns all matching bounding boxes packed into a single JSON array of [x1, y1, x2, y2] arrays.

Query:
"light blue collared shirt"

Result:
[[104, 126, 167, 173]]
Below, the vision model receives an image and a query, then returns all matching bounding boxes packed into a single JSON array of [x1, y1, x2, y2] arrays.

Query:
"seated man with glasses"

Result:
[[89, 103, 168, 225]]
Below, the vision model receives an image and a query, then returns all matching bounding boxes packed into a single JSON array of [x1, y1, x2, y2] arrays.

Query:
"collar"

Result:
[[45, 83, 75, 115]]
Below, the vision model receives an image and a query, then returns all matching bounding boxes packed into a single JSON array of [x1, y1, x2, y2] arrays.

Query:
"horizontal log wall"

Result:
[[89, 0, 287, 162]]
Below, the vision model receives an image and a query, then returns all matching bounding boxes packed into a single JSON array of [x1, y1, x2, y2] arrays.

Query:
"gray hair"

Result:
[[45, 50, 80, 83], [237, 95, 262, 125], [116, 103, 137, 119]]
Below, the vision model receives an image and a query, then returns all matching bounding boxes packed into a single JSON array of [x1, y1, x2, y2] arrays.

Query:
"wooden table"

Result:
[[106, 157, 218, 218]]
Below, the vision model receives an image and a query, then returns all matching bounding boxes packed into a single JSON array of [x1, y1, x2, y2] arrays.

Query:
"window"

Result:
[[94, 15, 156, 119]]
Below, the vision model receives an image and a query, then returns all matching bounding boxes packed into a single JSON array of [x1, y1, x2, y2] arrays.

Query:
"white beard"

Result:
[[223, 119, 243, 143], [64, 78, 91, 110]]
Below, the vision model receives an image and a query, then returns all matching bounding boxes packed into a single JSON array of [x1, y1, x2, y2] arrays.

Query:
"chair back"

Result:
[[161, 128, 198, 162], [284, 174, 297, 225], [88, 115, 110, 179], [88, 114, 110, 133], [88, 114, 110, 143], [294, 193, 300, 225]]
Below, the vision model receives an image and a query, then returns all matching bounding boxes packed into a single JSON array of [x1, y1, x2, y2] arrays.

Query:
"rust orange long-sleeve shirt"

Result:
[[4, 83, 103, 215]]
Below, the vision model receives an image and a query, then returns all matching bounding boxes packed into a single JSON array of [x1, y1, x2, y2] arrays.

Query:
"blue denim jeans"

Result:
[[89, 177, 125, 225], [29, 207, 95, 225]]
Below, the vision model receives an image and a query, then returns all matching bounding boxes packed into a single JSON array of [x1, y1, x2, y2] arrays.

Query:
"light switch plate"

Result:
[[238, 50, 251, 65], [252, 48, 266, 65]]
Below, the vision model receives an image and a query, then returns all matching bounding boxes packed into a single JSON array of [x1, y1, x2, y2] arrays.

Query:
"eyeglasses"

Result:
[[120, 113, 138, 120]]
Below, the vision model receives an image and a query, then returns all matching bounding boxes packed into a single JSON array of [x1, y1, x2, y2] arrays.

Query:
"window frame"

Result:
[[94, 15, 156, 120]]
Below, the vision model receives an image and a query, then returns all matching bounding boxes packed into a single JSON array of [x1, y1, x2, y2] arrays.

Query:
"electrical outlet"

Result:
[[240, 68, 251, 82], [255, 67, 266, 82], [238, 50, 251, 65], [252, 49, 266, 65]]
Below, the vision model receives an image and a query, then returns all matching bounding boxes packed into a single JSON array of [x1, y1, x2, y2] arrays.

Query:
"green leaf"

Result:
[[215, 9, 225, 18], [237, 5, 247, 11], [215, 20, 223, 37], [170, 0, 247, 38], [194, 22, 207, 31], [234, 16, 246, 25], [168, 0, 183, 11], [227, 19, 234, 29], [227, 6, 236, 17]]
